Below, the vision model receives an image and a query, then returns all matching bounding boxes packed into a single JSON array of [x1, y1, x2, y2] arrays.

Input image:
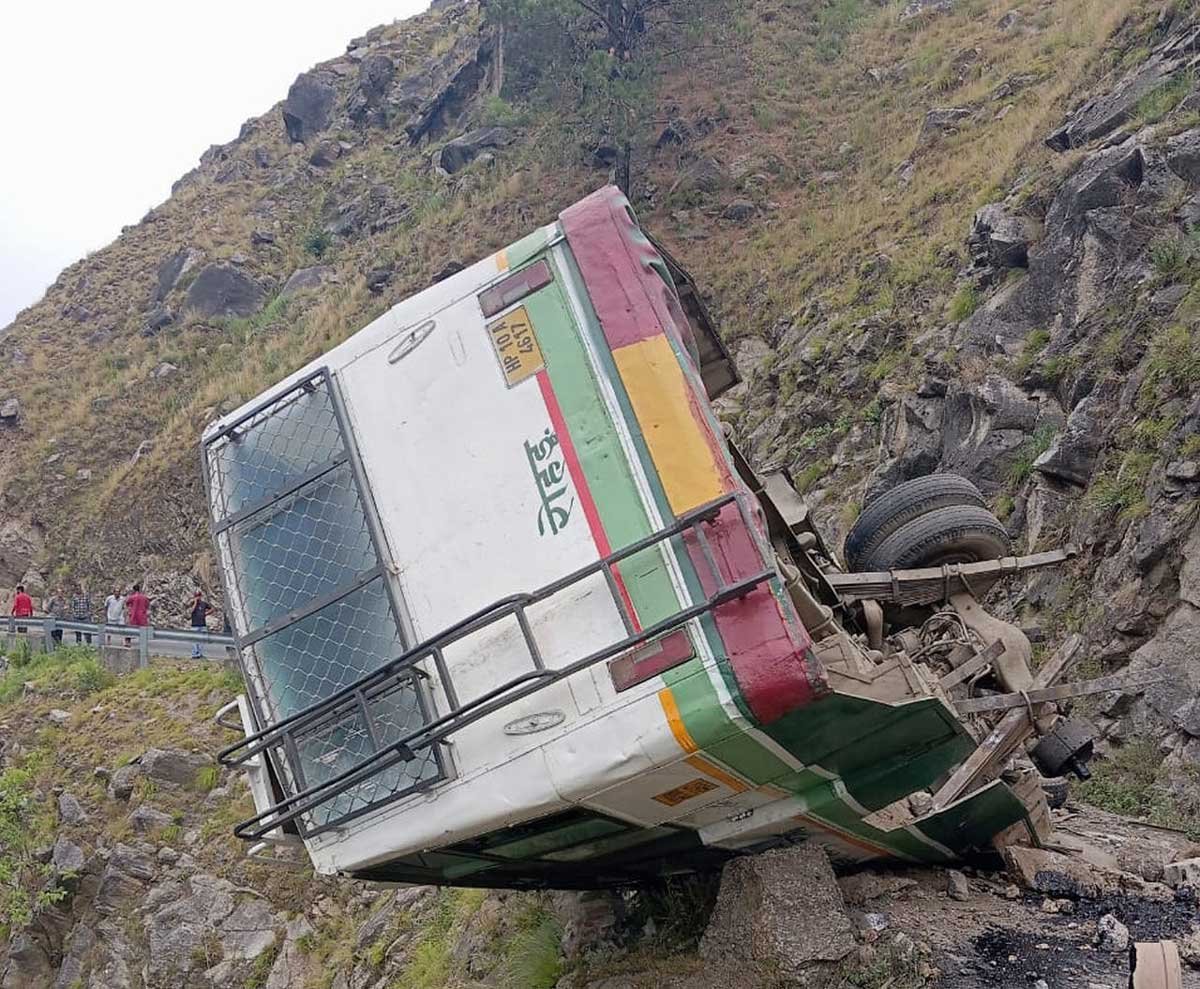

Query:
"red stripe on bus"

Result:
[[537, 370, 640, 630]]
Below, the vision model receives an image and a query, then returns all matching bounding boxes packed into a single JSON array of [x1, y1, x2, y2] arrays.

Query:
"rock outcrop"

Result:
[[184, 264, 267, 319]]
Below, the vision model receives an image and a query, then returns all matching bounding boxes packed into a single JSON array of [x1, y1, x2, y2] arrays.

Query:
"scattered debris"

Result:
[[1097, 913, 1131, 953], [947, 869, 971, 901], [1163, 858, 1200, 888]]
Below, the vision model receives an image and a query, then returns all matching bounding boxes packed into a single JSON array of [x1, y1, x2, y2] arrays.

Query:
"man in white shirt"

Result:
[[105, 587, 126, 647], [104, 588, 125, 624]]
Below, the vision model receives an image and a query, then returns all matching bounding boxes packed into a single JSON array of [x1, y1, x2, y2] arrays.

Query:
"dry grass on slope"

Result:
[[0, 0, 1153, 589], [644, 0, 1144, 349]]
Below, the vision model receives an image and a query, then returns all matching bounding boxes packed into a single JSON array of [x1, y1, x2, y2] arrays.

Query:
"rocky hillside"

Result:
[[5, 0, 1200, 982], [4, 648, 1200, 988]]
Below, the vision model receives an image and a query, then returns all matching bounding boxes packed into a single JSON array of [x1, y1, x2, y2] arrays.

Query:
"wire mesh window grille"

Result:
[[205, 371, 443, 831]]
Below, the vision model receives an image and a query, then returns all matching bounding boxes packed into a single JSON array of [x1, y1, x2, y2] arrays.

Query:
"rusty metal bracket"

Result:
[[929, 634, 1083, 813], [954, 672, 1164, 715], [939, 639, 1006, 691], [828, 547, 1078, 606]]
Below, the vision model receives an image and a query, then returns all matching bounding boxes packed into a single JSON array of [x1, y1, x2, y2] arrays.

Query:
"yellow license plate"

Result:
[[487, 305, 544, 388]]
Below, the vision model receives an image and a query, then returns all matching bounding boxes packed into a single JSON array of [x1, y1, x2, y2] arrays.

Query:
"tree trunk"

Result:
[[617, 142, 632, 198]]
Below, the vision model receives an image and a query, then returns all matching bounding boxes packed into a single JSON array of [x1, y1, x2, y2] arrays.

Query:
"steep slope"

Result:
[[2, 0, 1200, 926]]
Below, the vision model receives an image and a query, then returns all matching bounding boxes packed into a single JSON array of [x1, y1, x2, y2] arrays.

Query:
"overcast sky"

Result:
[[0, 0, 430, 331]]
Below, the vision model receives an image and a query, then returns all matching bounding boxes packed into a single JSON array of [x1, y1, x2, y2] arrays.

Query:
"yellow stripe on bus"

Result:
[[613, 335, 724, 514], [686, 755, 749, 793], [659, 689, 750, 793], [658, 688, 698, 753], [495, 248, 509, 271]]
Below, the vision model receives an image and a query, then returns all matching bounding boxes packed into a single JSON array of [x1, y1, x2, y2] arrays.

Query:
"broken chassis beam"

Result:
[[954, 671, 1164, 715], [929, 634, 1083, 813], [827, 547, 1078, 606]]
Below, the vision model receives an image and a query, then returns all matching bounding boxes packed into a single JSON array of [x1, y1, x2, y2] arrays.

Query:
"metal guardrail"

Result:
[[2, 616, 236, 666]]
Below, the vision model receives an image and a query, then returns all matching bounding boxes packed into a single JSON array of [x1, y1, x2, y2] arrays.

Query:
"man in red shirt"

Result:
[[11, 585, 34, 619], [126, 583, 151, 627]]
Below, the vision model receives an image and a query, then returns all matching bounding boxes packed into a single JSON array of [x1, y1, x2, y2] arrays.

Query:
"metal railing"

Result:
[[220, 491, 777, 842], [2, 616, 236, 666]]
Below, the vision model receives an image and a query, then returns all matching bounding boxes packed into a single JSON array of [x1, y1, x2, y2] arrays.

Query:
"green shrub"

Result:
[[794, 458, 832, 494], [244, 937, 280, 989], [1088, 450, 1155, 519], [1135, 70, 1195, 125], [303, 228, 332, 259], [0, 766, 61, 934], [500, 912, 562, 989], [194, 765, 221, 792], [832, 941, 931, 988], [8, 639, 32, 670], [1013, 328, 1051, 376], [1145, 324, 1200, 396], [0, 646, 112, 705], [481, 95, 528, 127], [1078, 738, 1200, 837], [1149, 233, 1192, 281], [1008, 423, 1058, 488], [948, 284, 980, 321]]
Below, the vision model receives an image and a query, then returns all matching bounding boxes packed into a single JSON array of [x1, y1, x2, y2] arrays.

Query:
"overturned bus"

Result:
[[205, 186, 1108, 889]]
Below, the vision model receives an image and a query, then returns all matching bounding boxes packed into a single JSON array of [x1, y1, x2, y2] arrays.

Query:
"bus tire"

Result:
[[860, 504, 1010, 572], [844, 474, 987, 572]]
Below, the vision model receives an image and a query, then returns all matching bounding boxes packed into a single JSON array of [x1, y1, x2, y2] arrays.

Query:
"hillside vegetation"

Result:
[[7, 0, 1200, 985]]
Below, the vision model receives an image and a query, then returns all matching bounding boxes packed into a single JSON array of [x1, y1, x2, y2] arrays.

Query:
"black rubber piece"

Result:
[[860, 504, 1010, 572], [1041, 777, 1070, 810], [844, 474, 987, 572]]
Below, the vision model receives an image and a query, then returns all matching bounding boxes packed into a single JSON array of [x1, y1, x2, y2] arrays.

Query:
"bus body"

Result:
[[204, 187, 1055, 889]]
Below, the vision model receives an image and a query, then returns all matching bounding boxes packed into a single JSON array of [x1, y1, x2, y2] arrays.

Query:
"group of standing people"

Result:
[[10, 584, 216, 657]]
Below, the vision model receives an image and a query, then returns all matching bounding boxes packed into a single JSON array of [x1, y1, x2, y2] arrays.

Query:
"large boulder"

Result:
[[1033, 393, 1105, 486], [402, 34, 496, 144], [1, 932, 54, 988], [55, 924, 97, 989], [51, 836, 85, 875], [669, 156, 729, 199], [282, 70, 337, 143], [1050, 143, 1145, 222], [140, 747, 214, 786], [264, 917, 316, 989], [145, 874, 279, 983], [1165, 127, 1200, 183], [866, 394, 945, 500], [95, 843, 156, 915], [699, 844, 855, 980], [184, 264, 266, 319], [1125, 603, 1200, 737], [437, 126, 512, 173], [969, 203, 1037, 269], [280, 265, 335, 298], [919, 106, 971, 142], [901, 0, 955, 18], [0, 519, 41, 587], [153, 247, 203, 303], [941, 376, 1055, 494], [348, 53, 396, 128], [57, 791, 87, 825]]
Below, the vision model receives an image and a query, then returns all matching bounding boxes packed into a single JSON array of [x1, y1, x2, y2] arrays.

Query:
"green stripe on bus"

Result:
[[522, 273, 681, 627]]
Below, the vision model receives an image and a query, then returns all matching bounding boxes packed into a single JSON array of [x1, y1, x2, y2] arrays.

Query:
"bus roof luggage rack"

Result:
[[220, 492, 775, 842]]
